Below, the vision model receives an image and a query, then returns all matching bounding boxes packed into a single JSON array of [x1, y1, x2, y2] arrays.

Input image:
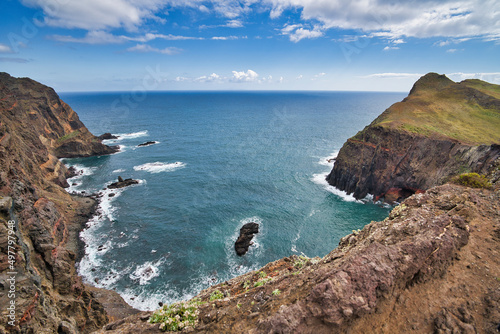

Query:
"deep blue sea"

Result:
[[59, 91, 405, 310]]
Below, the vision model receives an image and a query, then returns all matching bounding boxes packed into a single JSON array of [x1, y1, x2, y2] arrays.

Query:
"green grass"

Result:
[[371, 75, 500, 145], [56, 130, 80, 143], [451, 173, 492, 189]]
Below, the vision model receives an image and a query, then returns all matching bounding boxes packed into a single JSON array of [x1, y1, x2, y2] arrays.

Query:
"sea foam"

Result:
[[133, 161, 186, 174]]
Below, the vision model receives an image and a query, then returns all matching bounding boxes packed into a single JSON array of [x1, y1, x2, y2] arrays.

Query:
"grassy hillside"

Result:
[[372, 73, 500, 145]]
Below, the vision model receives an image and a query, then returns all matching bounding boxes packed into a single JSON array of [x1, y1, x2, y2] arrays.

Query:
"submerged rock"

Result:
[[235, 222, 259, 256]]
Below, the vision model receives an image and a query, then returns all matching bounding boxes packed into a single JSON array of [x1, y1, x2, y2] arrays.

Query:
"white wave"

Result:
[[311, 173, 362, 203], [113, 169, 126, 173], [77, 180, 144, 288], [65, 165, 97, 193], [318, 151, 339, 167], [129, 258, 165, 286], [109, 130, 149, 141], [133, 161, 186, 174], [291, 230, 301, 253]]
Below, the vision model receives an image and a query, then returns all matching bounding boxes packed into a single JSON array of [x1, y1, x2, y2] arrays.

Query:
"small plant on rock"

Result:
[[149, 298, 202, 332], [209, 290, 224, 301], [272, 289, 281, 296], [451, 172, 492, 189]]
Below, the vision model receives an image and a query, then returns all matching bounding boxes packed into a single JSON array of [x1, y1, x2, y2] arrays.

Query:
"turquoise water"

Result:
[[60, 91, 405, 310]]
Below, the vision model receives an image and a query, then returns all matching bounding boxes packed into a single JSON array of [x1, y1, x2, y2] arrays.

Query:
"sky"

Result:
[[0, 0, 499, 92]]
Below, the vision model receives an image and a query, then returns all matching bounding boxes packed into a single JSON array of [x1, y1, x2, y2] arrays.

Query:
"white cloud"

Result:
[[225, 19, 244, 28], [20, 0, 500, 44], [211, 36, 239, 40], [296, 74, 303, 79], [383, 46, 400, 51], [268, 0, 500, 42], [446, 48, 459, 53], [126, 44, 182, 55], [362, 73, 424, 79], [195, 73, 221, 82], [49, 31, 125, 44], [49, 31, 203, 44], [447, 72, 500, 84], [281, 24, 323, 42], [21, 0, 165, 31], [0, 43, 13, 53], [232, 69, 259, 82], [175, 76, 189, 82]]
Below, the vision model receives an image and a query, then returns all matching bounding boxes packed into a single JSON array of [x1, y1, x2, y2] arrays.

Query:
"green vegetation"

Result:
[[451, 173, 492, 189], [149, 299, 202, 332], [371, 75, 500, 145], [272, 289, 281, 296], [243, 280, 251, 290], [293, 255, 309, 269], [209, 290, 224, 301], [258, 271, 267, 279], [56, 130, 80, 143]]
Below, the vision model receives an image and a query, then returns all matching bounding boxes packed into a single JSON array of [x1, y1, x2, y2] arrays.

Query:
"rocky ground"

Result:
[[95, 179, 500, 333]]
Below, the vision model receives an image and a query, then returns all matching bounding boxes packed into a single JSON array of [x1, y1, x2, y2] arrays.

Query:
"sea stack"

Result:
[[234, 222, 259, 256]]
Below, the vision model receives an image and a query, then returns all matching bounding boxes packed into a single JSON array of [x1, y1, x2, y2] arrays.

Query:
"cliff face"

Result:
[[0, 73, 116, 333], [327, 73, 500, 202]]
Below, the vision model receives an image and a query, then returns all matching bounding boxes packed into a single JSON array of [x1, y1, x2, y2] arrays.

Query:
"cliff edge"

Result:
[[327, 73, 500, 202], [0, 73, 119, 333], [98, 74, 500, 333]]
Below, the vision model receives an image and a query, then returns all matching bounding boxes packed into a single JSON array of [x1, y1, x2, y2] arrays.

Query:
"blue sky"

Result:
[[0, 0, 499, 92]]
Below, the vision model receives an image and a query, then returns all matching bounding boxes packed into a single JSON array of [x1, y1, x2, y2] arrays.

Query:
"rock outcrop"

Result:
[[234, 222, 259, 256], [0, 73, 119, 333], [137, 141, 157, 147], [96, 181, 500, 334], [327, 73, 500, 202], [98, 133, 118, 140], [107, 177, 139, 189]]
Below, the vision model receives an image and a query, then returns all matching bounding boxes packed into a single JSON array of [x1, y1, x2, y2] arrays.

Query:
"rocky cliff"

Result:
[[0, 73, 118, 333], [327, 73, 500, 202], [1, 73, 499, 334], [98, 74, 500, 334]]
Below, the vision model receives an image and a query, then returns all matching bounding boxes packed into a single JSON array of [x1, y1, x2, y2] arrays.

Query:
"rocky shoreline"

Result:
[[1, 72, 499, 333]]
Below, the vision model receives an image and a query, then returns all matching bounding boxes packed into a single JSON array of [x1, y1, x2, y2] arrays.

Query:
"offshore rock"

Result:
[[98, 133, 118, 140], [137, 141, 157, 147], [107, 177, 139, 189], [327, 73, 500, 202], [235, 222, 259, 256]]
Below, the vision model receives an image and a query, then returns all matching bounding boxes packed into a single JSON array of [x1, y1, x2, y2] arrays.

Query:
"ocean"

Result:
[[59, 91, 406, 311]]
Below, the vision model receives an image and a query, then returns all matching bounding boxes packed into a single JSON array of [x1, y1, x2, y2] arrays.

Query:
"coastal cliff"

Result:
[[100, 74, 500, 333], [327, 73, 500, 202], [1, 72, 498, 334], [0, 73, 118, 333]]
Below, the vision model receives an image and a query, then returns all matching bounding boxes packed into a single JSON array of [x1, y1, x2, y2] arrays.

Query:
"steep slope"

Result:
[[97, 181, 500, 334], [96, 75, 500, 334], [0, 73, 117, 333], [326, 73, 500, 202]]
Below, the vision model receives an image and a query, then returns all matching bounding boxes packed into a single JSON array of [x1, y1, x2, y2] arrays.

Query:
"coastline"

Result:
[[66, 173, 142, 323]]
